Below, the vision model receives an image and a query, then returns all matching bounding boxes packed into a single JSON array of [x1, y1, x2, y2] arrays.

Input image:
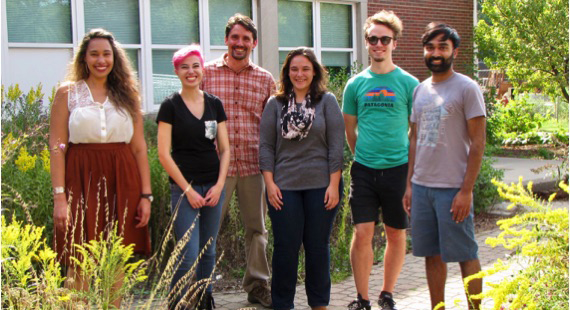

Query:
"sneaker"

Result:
[[247, 283, 273, 308], [196, 291, 216, 310], [377, 292, 397, 310], [347, 294, 371, 310]]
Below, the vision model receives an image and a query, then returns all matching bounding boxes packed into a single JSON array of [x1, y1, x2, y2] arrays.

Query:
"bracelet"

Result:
[[183, 183, 192, 194], [53, 186, 65, 195]]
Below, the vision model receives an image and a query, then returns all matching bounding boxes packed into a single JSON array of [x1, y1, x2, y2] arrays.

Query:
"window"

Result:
[[278, 0, 355, 72], [150, 0, 200, 103], [84, 0, 141, 75], [209, 0, 252, 46], [84, 0, 140, 44], [6, 0, 72, 44]]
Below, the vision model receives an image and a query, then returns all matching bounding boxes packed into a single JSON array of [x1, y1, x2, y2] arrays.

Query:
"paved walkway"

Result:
[[210, 158, 566, 310], [213, 227, 511, 310]]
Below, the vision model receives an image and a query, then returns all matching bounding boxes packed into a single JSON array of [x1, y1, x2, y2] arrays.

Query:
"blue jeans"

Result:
[[170, 183, 224, 299], [268, 184, 341, 309]]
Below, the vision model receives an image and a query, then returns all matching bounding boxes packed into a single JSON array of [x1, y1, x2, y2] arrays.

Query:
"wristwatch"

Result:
[[141, 193, 154, 203]]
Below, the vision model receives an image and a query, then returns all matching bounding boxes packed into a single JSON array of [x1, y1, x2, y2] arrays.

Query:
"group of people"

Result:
[[50, 10, 485, 310]]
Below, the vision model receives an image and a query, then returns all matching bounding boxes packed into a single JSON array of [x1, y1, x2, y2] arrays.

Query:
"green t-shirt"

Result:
[[343, 67, 419, 169]]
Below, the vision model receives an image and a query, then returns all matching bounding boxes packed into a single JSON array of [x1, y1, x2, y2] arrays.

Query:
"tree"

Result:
[[475, 0, 569, 102]]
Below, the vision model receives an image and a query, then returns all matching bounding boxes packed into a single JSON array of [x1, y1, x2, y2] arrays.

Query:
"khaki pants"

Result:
[[220, 174, 270, 292]]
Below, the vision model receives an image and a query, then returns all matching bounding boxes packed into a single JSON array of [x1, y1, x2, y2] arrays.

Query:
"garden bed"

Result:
[[489, 144, 568, 159]]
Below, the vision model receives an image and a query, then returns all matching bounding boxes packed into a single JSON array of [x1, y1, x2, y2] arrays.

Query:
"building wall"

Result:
[[367, 0, 475, 82]]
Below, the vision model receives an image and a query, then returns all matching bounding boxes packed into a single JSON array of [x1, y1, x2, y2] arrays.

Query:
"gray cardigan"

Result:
[[259, 92, 345, 190]]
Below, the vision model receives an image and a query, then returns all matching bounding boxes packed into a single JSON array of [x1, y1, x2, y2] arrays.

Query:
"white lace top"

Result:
[[68, 80, 134, 144]]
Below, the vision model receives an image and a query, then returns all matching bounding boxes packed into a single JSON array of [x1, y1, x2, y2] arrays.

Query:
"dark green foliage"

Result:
[[473, 157, 504, 214]]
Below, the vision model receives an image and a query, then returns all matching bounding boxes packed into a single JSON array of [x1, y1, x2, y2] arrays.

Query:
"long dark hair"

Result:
[[67, 28, 140, 119], [274, 47, 328, 105]]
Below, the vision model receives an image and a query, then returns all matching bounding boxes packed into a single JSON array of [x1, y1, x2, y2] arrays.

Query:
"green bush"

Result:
[[482, 87, 503, 146], [473, 157, 504, 214], [496, 96, 547, 134], [1, 84, 54, 243], [554, 129, 570, 145]]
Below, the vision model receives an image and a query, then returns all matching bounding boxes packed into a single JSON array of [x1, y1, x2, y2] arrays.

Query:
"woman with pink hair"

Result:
[[157, 45, 230, 309]]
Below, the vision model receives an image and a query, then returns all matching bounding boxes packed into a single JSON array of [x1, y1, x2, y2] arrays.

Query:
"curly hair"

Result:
[[363, 10, 403, 40], [274, 47, 328, 105], [66, 28, 140, 119]]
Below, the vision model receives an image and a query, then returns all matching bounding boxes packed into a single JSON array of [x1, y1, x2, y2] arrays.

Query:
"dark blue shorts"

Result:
[[410, 183, 479, 263]]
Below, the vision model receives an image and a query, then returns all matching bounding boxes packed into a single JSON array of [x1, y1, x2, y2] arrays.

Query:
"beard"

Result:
[[230, 47, 249, 60], [425, 55, 454, 73], [371, 55, 385, 63]]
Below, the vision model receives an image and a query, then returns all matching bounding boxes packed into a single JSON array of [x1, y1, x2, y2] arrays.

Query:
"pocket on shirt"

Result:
[[204, 120, 217, 140]]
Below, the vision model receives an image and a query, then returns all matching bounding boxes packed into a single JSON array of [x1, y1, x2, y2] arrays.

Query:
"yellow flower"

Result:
[[15, 147, 37, 172], [58, 294, 71, 302], [2, 132, 21, 163], [40, 148, 50, 172]]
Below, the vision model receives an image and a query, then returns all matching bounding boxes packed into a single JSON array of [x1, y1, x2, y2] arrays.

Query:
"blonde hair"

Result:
[[67, 28, 141, 119], [363, 10, 403, 40]]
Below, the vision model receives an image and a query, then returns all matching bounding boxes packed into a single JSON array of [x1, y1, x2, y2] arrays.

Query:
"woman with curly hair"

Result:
[[49, 28, 151, 307]]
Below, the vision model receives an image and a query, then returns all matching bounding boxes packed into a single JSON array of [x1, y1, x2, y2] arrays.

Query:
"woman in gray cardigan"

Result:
[[259, 47, 345, 310]]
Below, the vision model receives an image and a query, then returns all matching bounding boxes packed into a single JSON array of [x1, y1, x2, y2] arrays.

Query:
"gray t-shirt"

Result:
[[259, 92, 345, 190], [410, 72, 485, 188]]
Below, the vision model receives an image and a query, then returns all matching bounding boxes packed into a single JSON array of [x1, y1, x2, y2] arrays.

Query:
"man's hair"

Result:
[[363, 10, 403, 40], [225, 13, 257, 41], [421, 23, 460, 49]]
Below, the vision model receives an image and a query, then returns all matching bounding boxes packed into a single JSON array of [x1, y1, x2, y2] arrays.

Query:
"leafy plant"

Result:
[[464, 179, 569, 309], [1, 216, 68, 309], [475, 0, 569, 102], [473, 157, 504, 214], [70, 225, 148, 309]]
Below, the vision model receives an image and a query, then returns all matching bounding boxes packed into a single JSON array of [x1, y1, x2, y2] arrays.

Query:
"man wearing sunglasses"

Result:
[[343, 10, 419, 310], [403, 23, 485, 310]]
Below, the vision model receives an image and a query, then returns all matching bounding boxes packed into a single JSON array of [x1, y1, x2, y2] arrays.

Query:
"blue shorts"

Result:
[[410, 183, 478, 263]]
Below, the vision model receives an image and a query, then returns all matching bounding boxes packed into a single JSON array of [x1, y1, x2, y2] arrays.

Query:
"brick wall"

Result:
[[367, 0, 475, 82]]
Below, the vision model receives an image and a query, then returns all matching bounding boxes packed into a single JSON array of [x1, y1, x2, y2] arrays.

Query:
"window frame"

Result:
[[2, 0, 257, 111], [277, 0, 357, 70]]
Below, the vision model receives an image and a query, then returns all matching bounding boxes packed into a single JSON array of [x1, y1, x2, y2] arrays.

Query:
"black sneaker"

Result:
[[196, 291, 216, 310], [378, 291, 397, 310], [347, 294, 371, 310]]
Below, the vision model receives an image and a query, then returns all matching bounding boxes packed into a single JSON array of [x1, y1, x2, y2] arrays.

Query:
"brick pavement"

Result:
[[211, 228, 513, 310]]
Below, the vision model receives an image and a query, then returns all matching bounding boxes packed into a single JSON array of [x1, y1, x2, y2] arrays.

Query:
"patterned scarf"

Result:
[[281, 92, 316, 141]]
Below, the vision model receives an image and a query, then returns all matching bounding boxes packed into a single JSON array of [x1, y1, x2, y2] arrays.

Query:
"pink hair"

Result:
[[172, 44, 204, 69]]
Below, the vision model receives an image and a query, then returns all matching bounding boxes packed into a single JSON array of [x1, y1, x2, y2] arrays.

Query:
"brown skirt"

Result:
[[54, 143, 151, 266]]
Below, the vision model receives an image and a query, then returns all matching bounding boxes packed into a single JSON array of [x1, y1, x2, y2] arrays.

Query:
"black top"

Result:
[[156, 91, 227, 185]]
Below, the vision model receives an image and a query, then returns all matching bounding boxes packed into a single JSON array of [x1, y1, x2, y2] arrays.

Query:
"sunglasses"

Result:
[[366, 35, 394, 46]]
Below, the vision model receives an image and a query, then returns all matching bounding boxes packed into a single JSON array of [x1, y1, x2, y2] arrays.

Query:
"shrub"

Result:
[[488, 96, 550, 145], [1, 216, 67, 309], [2, 85, 54, 244], [554, 129, 569, 145], [464, 179, 569, 309], [482, 87, 503, 146], [1, 216, 147, 310], [473, 157, 504, 214]]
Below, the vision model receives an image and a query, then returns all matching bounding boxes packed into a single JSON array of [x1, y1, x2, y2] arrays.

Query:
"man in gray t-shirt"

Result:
[[403, 23, 486, 310]]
